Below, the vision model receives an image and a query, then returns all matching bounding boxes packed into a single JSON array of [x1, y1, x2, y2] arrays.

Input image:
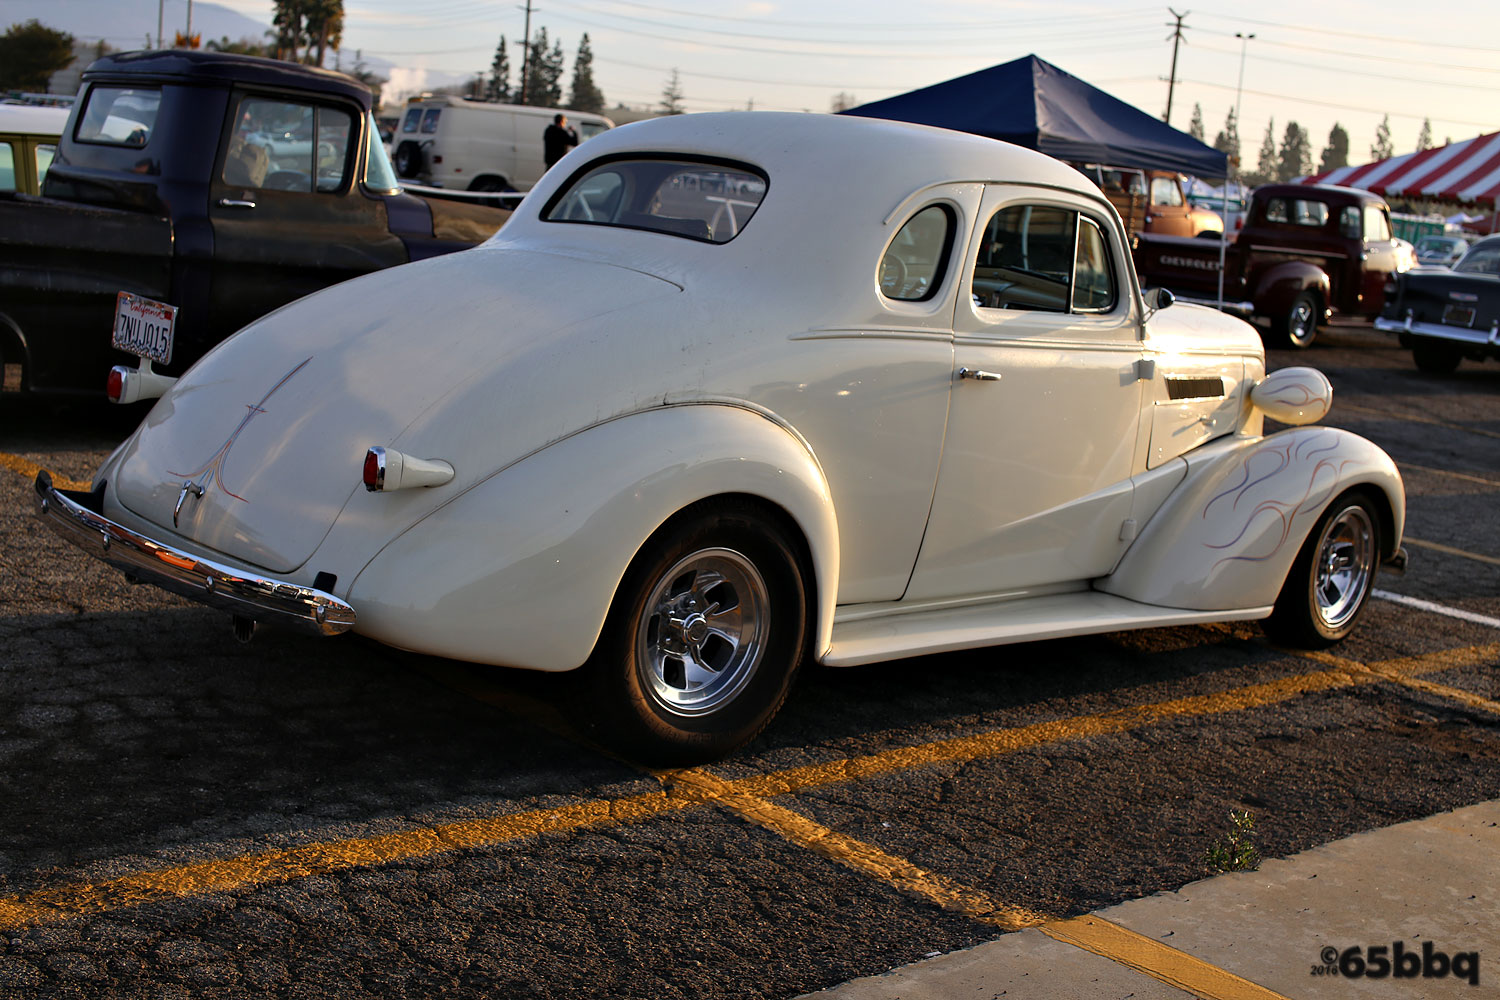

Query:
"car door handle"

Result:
[[218, 198, 257, 209], [957, 367, 1001, 382]]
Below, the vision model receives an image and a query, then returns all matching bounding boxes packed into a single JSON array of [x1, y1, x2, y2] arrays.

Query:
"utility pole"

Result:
[[517, 0, 534, 105], [1163, 8, 1189, 124]]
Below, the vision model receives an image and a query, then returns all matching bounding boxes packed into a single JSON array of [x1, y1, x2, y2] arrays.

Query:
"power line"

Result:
[[1194, 10, 1500, 54]]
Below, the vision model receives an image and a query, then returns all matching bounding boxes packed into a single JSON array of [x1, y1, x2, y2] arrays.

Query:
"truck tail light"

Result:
[[362, 446, 454, 492]]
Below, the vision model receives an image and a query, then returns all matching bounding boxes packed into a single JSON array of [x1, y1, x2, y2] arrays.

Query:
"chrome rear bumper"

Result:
[[34, 470, 355, 635]]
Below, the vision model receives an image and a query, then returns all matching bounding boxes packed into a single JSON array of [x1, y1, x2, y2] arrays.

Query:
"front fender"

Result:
[[1254, 261, 1330, 319], [1101, 426, 1404, 611], [346, 404, 838, 671]]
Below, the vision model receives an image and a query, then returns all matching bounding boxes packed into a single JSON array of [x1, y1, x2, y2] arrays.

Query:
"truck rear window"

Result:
[[544, 158, 766, 244], [75, 86, 160, 148], [1263, 198, 1329, 228]]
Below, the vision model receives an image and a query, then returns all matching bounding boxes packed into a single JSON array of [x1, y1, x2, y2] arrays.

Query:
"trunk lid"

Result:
[[112, 246, 679, 572]]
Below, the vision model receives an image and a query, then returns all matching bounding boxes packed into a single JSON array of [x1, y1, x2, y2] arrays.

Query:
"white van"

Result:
[[391, 96, 613, 193]]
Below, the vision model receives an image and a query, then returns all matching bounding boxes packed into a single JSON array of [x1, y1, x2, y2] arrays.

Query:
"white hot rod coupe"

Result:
[[37, 112, 1408, 763]]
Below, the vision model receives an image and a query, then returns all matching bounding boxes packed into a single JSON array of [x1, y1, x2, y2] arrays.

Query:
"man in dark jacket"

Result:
[[544, 114, 579, 169]]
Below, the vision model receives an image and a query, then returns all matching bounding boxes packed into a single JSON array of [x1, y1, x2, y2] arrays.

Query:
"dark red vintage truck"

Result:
[[1132, 183, 1406, 347], [0, 50, 509, 397]]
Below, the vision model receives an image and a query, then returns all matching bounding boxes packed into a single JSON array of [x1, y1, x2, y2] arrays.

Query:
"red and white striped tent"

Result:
[[1304, 131, 1500, 207]]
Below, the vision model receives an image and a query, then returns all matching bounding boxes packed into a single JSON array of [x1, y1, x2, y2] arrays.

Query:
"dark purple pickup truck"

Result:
[[1133, 183, 1406, 348], [0, 50, 508, 397]]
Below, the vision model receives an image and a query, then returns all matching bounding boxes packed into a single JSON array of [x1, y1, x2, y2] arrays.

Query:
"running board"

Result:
[[823, 591, 1272, 667]]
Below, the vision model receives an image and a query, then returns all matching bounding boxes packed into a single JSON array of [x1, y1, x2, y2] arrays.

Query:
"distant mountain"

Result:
[[0, 0, 468, 106]]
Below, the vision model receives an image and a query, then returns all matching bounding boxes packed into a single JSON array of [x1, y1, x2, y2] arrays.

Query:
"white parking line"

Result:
[[1374, 589, 1500, 630]]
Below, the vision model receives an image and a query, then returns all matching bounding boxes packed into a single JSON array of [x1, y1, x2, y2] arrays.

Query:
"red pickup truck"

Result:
[[1133, 183, 1406, 347]]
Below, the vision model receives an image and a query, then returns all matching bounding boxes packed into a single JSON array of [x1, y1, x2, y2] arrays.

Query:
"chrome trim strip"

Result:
[[1374, 316, 1498, 349], [34, 471, 355, 635]]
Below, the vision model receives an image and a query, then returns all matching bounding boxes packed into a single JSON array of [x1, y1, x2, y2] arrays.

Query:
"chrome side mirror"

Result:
[[1147, 286, 1175, 311]]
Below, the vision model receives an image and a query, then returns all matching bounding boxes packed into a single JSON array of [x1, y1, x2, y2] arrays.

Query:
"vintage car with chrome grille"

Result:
[[35, 113, 1408, 763], [1377, 234, 1500, 372]]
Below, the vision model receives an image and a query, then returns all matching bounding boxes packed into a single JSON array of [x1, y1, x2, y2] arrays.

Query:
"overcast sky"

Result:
[[158, 0, 1500, 165]]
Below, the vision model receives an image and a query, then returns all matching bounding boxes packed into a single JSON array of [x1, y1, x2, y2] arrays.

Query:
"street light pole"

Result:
[[1218, 31, 1254, 309]]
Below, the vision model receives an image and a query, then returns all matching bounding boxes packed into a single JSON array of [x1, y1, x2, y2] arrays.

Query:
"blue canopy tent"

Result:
[[841, 55, 1228, 179]]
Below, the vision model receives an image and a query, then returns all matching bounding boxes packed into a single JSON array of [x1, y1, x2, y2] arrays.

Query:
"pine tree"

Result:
[[1319, 123, 1349, 174], [520, 28, 563, 106], [487, 36, 510, 102], [542, 37, 565, 107], [1277, 121, 1310, 182], [1212, 108, 1239, 165], [660, 69, 685, 115], [1188, 103, 1205, 143], [1246, 118, 1276, 187], [1371, 114, 1393, 160], [0, 20, 75, 91], [567, 33, 605, 113], [1416, 118, 1432, 152]]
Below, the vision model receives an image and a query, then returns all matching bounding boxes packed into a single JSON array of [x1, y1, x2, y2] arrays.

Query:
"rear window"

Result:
[[402, 108, 421, 134], [544, 158, 767, 244], [1263, 198, 1329, 228], [1456, 242, 1500, 276], [420, 108, 441, 134], [75, 86, 161, 148]]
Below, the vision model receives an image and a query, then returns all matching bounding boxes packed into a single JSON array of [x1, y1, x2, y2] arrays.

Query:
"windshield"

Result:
[[365, 112, 399, 192], [1455, 241, 1500, 276], [544, 158, 767, 243]]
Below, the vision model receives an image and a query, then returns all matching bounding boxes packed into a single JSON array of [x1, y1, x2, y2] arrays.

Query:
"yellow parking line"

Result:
[[667, 768, 1291, 999], [1042, 915, 1290, 1000], [0, 642, 1494, 931], [1296, 648, 1500, 717], [1403, 536, 1500, 568], [666, 768, 1046, 931], [0, 453, 90, 492], [1399, 462, 1500, 489]]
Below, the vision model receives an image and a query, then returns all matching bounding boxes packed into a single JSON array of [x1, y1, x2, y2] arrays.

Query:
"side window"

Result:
[[1340, 206, 1361, 239], [879, 204, 955, 302], [973, 204, 1098, 314], [1072, 218, 1116, 312], [1363, 206, 1392, 242], [0, 142, 14, 192], [222, 98, 352, 193], [1150, 177, 1183, 207]]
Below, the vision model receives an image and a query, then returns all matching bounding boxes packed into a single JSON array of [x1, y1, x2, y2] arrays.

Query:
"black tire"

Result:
[[468, 176, 514, 193], [579, 499, 811, 766], [1270, 291, 1318, 349], [393, 141, 423, 179], [1411, 338, 1462, 374], [1263, 489, 1381, 649]]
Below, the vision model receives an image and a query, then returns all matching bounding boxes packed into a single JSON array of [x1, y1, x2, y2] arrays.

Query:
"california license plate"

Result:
[[112, 291, 177, 364], [1442, 303, 1475, 328]]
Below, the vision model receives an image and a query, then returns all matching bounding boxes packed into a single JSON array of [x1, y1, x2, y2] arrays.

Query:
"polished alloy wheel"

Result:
[[1312, 504, 1376, 630], [635, 547, 768, 717], [1288, 299, 1315, 347]]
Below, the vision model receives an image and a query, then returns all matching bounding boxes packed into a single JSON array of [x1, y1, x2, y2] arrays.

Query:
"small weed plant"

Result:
[[1205, 808, 1261, 873]]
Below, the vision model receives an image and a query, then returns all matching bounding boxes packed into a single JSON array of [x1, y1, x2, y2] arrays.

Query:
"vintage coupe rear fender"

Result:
[[346, 404, 839, 672], [1252, 261, 1330, 318], [1100, 425, 1404, 611]]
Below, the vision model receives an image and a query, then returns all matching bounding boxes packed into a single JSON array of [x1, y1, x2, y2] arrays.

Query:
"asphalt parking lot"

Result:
[[0, 318, 1497, 999]]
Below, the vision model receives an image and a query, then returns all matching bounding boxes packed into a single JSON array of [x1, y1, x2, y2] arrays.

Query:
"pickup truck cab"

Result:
[[1133, 184, 1405, 347], [0, 51, 509, 396], [1075, 163, 1221, 237]]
